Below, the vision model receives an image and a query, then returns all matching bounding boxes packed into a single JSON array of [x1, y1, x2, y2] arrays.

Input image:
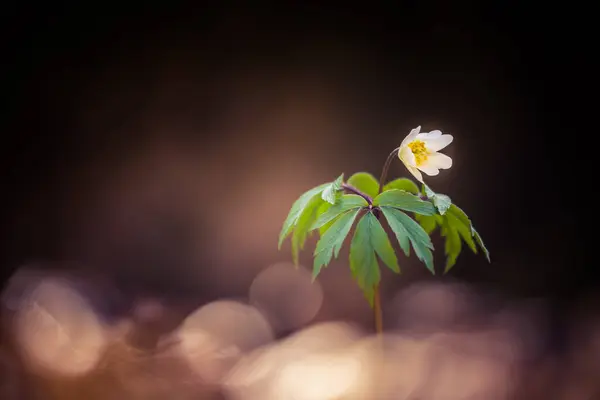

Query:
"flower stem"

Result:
[[342, 182, 383, 333], [368, 146, 401, 335], [377, 147, 400, 195], [341, 183, 373, 205], [342, 148, 400, 335]]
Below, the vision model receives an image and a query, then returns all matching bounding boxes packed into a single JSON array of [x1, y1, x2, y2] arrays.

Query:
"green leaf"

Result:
[[311, 194, 368, 230], [373, 189, 436, 215], [319, 219, 336, 236], [447, 204, 471, 227], [422, 183, 451, 215], [450, 205, 489, 262], [389, 212, 413, 257], [349, 212, 381, 307], [383, 178, 420, 194], [441, 218, 462, 273], [347, 172, 380, 198], [315, 202, 334, 236], [435, 204, 491, 271], [313, 208, 361, 279], [472, 227, 490, 262], [291, 195, 323, 265], [380, 207, 435, 274], [367, 213, 399, 273], [321, 173, 344, 204], [278, 183, 329, 249], [448, 204, 488, 258], [415, 214, 438, 235], [446, 211, 477, 253], [432, 193, 452, 215]]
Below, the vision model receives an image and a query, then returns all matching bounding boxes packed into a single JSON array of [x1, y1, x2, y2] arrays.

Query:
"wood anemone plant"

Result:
[[278, 127, 490, 333]]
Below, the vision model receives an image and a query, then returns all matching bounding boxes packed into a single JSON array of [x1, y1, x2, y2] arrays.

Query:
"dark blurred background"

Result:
[[0, 3, 594, 399], [1, 2, 591, 310]]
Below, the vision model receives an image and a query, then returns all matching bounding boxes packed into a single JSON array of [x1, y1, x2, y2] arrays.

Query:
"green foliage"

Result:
[[423, 183, 451, 215], [441, 216, 462, 272], [415, 214, 438, 234], [278, 183, 329, 249], [442, 204, 490, 271], [415, 198, 491, 272], [313, 208, 362, 278], [432, 193, 452, 215], [347, 172, 380, 198], [321, 173, 344, 204], [383, 178, 420, 194], [311, 195, 368, 230], [368, 213, 400, 274], [380, 207, 435, 274], [419, 184, 490, 271], [447, 206, 477, 253], [279, 174, 348, 256], [349, 212, 385, 306], [472, 227, 490, 262], [278, 172, 490, 309], [291, 195, 322, 264], [373, 189, 436, 215], [315, 202, 334, 236]]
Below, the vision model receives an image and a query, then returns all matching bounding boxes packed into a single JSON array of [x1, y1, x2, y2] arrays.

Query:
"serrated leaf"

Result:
[[347, 172, 380, 198], [349, 212, 381, 307], [313, 208, 361, 279], [472, 227, 490, 262], [278, 183, 329, 249], [416, 200, 486, 272], [291, 195, 323, 265], [446, 204, 490, 264], [321, 173, 344, 204], [319, 218, 336, 236], [380, 207, 435, 274], [421, 183, 451, 215], [311, 194, 368, 230], [390, 213, 413, 257], [446, 212, 477, 253], [373, 189, 436, 215], [366, 212, 399, 273], [383, 178, 420, 194], [432, 193, 452, 215], [441, 219, 462, 273], [448, 204, 470, 226], [315, 202, 334, 236], [415, 214, 438, 235]]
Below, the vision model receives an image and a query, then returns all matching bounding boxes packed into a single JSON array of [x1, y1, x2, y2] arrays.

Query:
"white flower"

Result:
[[398, 126, 453, 183]]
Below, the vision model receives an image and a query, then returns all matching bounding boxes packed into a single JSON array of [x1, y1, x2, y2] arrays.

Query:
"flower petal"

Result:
[[427, 152, 453, 169], [417, 163, 440, 176], [399, 145, 416, 167], [400, 126, 421, 147], [407, 165, 423, 182], [423, 134, 453, 152], [417, 129, 442, 139]]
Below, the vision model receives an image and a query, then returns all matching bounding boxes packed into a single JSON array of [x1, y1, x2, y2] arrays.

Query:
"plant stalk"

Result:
[[340, 148, 401, 335], [341, 183, 373, 205], [377, 147, 400, 195], [369, 146, 401, 335], [369, 147, 400, 335]]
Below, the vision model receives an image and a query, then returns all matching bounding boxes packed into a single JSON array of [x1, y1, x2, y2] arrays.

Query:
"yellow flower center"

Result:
[[408, 140, 429, 166]]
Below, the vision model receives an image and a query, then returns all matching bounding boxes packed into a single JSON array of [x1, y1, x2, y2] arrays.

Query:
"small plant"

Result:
[[278, 126, 490, 332]]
